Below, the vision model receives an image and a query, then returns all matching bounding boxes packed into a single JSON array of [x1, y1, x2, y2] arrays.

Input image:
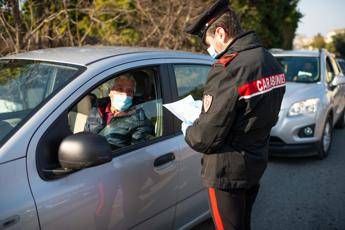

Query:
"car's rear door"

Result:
[[26, 61, 180, 229]]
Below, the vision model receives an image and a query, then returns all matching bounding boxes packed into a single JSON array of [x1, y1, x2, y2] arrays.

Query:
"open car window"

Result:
[[68, 68, 164, 151]]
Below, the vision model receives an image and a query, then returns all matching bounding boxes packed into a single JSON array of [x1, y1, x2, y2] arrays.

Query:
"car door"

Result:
[[168, 62, 212, 229], [0, 159, 40, 230], [26, 62, 180, 230], [326, 55, 344, 121], [330, 56, 345, 115], [0, 60, 82, 230]]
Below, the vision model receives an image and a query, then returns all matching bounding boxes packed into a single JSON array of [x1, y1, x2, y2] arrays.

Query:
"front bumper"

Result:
[[269, 136, 318, 156], [268, 108, 326, 156], [270, 109, 322, 144]]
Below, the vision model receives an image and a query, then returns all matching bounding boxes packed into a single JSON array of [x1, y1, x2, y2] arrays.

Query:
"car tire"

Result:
[[335, 109, 345, 129], [317, 117, 333, 159]]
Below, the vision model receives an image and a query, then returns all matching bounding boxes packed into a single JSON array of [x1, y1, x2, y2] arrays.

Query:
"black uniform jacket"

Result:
[[185, 31, 286, 190]]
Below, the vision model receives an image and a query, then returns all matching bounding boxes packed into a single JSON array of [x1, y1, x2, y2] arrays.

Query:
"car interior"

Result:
[[68, 68, 163, 138], [277, 57, 319, 83], [35, 68, 164, 180]]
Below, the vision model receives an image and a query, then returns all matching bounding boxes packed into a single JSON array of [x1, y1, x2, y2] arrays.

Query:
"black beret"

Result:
[[185, 0, 230, 41]]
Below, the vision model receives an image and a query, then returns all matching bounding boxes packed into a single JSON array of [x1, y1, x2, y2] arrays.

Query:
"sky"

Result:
[[296, 0, 345, 37]]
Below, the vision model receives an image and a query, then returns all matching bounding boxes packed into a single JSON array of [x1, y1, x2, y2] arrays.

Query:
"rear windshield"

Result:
[[0, 59, 84, 146], [276, 56, 320, 83]]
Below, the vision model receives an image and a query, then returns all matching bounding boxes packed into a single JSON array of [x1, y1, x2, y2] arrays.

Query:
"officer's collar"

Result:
[[215, 31, 261, 59]]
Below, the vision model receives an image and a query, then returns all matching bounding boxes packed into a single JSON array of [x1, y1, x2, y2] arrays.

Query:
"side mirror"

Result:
[[58, 132, 112, 170], [331, 74, 345, 86]]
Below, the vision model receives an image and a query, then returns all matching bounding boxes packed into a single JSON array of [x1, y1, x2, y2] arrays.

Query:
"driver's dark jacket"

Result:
[[185, 31, 286, 190], [84, 97, 154, 148]]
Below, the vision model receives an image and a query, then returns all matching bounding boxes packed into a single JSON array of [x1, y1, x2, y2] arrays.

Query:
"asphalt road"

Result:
[[194, 128, 345, 230]]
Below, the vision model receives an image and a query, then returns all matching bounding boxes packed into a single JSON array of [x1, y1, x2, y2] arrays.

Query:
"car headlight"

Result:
[[288, 98, 319, 116]]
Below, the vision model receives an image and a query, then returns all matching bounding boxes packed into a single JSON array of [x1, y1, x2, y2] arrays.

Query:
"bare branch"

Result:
[[0, 12, 15, 48], [24, 10, 67, 42], [0, 10, 15, 32]]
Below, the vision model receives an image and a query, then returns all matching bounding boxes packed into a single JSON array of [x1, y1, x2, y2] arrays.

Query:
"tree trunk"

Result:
[[10, 0, 23, 53]]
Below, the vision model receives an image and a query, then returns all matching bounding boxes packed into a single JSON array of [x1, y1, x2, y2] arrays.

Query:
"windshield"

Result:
[[0, 59, 83, 145], [276, 56, 320, 83]]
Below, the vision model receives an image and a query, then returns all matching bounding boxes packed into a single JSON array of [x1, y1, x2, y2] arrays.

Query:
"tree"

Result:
[[231, 0, 302, 49], [130, 0, 302, 51], [0, 0, 303, 55], [311, 33, 326, 49], [134, 0, 209, 51], [328, 33, 345, 58]]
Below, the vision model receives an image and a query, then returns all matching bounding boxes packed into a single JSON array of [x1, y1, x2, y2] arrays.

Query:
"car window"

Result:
[[173, 64, 210, 100], [276, 57, 319, 83], [329, 56, 340, 75], [326, 57, 336, 84], [68, 68, 163, 151], [337, 59, 345, 73], [0, 59, 83, 146]]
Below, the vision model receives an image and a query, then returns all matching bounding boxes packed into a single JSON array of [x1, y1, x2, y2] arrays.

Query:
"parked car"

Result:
[[269, 49, 345, 159], [0, 47, 213, 229], [337, 58, 345, 73]]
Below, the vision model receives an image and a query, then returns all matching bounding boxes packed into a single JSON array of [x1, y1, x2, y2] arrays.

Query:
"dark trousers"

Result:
[[207, 184, 260, 230]]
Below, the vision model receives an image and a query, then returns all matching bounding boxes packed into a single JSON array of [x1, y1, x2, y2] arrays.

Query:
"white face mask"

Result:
[[207, 45, 218, 59]]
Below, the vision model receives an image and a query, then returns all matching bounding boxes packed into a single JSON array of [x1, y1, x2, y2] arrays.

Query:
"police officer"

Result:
[[183, 0, 286, 229]]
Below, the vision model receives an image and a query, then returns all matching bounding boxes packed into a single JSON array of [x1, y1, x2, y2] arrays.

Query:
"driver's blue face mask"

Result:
[[111, 94, 133, 112]]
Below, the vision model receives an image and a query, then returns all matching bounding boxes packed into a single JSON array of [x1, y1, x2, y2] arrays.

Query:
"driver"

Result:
[[84, 73, 154, 148]]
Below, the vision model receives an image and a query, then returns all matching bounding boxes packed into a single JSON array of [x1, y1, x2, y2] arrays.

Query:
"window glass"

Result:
[[0, 59, 82, 145], [173, 65, 210, 100], [276, 57, 319, 83], [337, 59, 345, 73], [326, 57, 335, 83], [68, 68, 163, 150], [329, 56, 340, 75]]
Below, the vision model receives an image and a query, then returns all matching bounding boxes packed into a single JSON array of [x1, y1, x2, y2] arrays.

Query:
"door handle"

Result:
[[154, 152, 175, 167], [1, 215, 20, 229]]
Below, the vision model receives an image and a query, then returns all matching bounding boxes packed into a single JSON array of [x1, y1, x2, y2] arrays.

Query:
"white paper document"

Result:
[[163, 95, 202, 123]]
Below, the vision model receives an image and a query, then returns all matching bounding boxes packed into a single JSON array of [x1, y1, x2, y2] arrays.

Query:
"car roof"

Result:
[[0, 46, 210, 66], [271, 49, 320, 57]]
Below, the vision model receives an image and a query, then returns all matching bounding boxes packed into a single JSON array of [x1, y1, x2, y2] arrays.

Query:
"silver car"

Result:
[[337, 58, 345, 73], [269, 49, 345, 159], [0, 47, 213, 229]]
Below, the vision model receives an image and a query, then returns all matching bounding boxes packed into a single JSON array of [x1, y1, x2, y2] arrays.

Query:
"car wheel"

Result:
[[335, 109, 345, 129], [317, 117, 333, 159]]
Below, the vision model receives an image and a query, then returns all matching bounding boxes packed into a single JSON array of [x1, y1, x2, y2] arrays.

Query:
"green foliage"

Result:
[[311, 33, 326, 49], [328, 33, 345, 58], [0, 61, 24, 85], [0, 0, 302, 55], [78, 0, 137, 45], [119, 28, 140, 45], [230, 0, 302, 49]]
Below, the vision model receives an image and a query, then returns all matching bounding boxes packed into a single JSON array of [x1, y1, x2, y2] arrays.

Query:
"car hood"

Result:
[[280, 82, 323, 110]]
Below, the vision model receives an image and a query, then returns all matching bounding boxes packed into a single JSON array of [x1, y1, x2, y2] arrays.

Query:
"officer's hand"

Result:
[[181, 121, 192, 136]]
